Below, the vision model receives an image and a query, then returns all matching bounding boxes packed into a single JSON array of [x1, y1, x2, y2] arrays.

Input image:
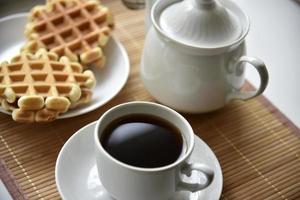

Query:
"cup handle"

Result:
[[227, 56, 269, 101], [177, 162, 214, 192]]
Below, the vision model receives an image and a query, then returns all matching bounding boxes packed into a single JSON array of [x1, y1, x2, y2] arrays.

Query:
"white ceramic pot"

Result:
[[141, 0, 269, 113]]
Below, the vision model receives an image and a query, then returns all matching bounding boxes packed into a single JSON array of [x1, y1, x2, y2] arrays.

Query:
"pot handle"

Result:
[[227, 56, 269, 101], [177, 162, 214, 192]]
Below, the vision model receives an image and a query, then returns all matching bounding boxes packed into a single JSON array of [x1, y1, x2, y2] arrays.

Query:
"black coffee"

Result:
[[100, 114, 183, 168]]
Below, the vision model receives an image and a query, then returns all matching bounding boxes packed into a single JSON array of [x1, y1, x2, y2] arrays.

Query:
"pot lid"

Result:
[[157, 0, 245, 48]]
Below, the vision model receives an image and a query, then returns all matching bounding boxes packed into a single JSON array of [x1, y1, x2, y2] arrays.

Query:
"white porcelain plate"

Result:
[[56, 122, 223, 200], [0, 13, 130, 119]]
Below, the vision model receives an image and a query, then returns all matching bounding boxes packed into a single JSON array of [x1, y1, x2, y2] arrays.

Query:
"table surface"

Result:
[[0, 0, 300, 200], [0, 180, 13, 200]]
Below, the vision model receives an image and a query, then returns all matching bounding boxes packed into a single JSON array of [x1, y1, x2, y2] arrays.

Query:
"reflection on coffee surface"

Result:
[[101, 114, 183, 168]]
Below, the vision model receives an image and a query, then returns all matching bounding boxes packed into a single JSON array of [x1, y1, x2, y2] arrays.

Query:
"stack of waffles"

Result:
[[0, 0, 114, 122]]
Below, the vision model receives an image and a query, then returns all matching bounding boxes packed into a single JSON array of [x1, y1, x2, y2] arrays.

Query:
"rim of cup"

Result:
[[94, 101, 195, 172]]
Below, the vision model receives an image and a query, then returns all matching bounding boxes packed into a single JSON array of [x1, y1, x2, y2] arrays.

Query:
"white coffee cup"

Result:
[[94, 101, 214, 200]]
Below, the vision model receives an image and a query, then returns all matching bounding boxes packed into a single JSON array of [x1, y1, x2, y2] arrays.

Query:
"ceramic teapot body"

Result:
[[141, 0, 268, 113]]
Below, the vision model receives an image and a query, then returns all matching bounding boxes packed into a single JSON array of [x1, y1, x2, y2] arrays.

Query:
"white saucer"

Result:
[[0, 13, 130, 119], [56, 122, 223, 200]]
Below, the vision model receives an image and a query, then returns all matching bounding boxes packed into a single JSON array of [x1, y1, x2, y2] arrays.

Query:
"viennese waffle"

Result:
[[23, 0, 114, 68], [0, 49, 96, 123]]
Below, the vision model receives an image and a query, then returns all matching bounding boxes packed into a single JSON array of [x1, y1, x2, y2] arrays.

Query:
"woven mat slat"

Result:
[[0, 0, 300, 199]]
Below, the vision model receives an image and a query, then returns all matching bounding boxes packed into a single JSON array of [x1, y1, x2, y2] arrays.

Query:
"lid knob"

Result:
[[193, 0, 215, 6]]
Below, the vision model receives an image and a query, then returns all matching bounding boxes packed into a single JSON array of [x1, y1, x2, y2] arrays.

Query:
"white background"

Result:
[[235, 0, 300, 127]]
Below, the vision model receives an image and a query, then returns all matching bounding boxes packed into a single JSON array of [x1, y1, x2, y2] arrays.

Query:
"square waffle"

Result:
[[23, 0, 114, 68], [0, 49, 96, 123]]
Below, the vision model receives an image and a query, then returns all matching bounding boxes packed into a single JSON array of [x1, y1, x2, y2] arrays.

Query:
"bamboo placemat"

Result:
[[1, 0, 300, 199]]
